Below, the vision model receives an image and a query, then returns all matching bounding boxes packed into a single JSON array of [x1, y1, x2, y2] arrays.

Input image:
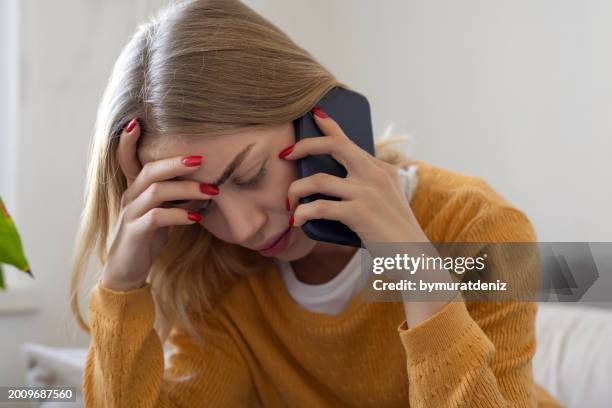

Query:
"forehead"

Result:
[[137, 124, 287, 165], [138, 133, 239, 165], [135, 130, 266, 184]]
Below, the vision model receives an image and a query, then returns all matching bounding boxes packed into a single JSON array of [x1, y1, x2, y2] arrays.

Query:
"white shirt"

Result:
[[275, 165, 419, 315]]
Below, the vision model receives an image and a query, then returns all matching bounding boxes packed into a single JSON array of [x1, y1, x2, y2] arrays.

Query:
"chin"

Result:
[[274, 228, 317, 261]]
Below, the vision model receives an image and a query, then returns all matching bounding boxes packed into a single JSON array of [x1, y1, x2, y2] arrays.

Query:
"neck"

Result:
[[290, 241, 358, 285]]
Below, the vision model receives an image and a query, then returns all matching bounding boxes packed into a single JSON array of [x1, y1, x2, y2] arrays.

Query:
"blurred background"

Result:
[[0, 0, 611, 406]]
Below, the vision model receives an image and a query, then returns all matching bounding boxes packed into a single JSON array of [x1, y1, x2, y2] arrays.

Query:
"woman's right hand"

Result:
[[100, 118, 219, 292]]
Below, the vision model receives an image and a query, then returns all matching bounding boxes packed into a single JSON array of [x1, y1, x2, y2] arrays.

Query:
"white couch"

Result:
[[532, 303, 612, 407], [21, 303, 612, 407]]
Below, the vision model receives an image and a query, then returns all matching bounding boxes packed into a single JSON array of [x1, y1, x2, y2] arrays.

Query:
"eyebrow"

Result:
[[175, 142, 256, 186]]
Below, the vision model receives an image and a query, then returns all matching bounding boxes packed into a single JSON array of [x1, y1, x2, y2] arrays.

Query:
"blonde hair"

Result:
[[70, 0, 414, 347]]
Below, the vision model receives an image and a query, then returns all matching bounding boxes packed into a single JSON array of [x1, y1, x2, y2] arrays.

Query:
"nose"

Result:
[[216, 193, 267, 247]]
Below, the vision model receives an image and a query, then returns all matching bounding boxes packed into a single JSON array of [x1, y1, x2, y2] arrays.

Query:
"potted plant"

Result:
[[0, 195, 33, 289]]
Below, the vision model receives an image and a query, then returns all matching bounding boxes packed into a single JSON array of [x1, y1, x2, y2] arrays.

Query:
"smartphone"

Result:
[[292, 86, 375, 247]]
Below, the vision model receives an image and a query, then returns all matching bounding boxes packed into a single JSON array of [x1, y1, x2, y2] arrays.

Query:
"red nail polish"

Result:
[[285, 197, 290, 211], [288, 215, 294, 227], [182, 155, 203, 167], [278, 144, 294, 159], [187, 211, 202, 222], [311, 107, 328, 118], [200, 183, 219, 195], [125, 118, 138, 133]]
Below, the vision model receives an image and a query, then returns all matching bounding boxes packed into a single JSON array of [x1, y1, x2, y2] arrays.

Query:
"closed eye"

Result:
[[167, 159, 267, 213], [168, 200, 189, 205], [235, 160, 267, 188], [167, 199, 209, 212]]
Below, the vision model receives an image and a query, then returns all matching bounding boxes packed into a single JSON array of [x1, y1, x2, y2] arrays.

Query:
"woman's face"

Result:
[[137, 122, 317, 261]]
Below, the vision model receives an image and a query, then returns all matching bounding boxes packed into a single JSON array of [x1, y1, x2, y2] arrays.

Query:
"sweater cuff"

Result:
[[88, 280, 155, 322], [397, 300, 491, 365]]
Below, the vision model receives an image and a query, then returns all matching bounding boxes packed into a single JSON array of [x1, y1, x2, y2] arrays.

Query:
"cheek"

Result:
[[195, 158, 298, 236], [199, 216, 228, 240], [275, 155, 299, 190]]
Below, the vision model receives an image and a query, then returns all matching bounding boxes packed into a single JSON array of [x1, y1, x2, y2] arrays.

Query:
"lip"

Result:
[[256, 227, 290, 251], [256, 227, 292, 255]]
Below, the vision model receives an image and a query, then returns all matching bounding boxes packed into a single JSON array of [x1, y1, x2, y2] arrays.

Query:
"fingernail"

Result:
[[285, 197, 290, 211], [278, 144, 294, 159], [187, 211, 202, 222], [288, 215, 294, 227], [125, 118, 138, 133], [200, 183, 219, 195], [310, 107, 328, 118], [182, 155, 203, 167]]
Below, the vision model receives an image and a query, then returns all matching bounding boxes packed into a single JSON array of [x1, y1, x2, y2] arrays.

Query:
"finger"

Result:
[[311, 106, 371, 155], [281, 133, 367, 177], [126, 179, 218, 220], [282, 108, 371, 174], [123, 155, 204, 205], [287, 172, 366, 210], [117, 118, 143, 189], [292, 198, 350, 228], [130, 207, 201, 237], [310, 106, 350, 141]]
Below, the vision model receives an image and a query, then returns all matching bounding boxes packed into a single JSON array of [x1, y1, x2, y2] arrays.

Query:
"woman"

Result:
[[71, 0, 561, 406]]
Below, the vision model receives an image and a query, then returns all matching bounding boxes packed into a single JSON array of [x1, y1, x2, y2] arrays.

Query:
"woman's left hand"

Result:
[[281, 107, 429, 245]]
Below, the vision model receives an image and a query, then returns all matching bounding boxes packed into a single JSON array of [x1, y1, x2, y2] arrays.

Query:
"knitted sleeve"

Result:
[[397, 206, 561, 407], [83, 281, 255, 407]]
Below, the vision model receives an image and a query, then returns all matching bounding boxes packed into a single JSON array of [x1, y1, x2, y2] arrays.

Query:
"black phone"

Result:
[[292, 86, 375, 247]]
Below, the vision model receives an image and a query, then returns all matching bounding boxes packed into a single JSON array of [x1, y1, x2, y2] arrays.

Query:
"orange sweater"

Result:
[[83, 160, 562, 407]]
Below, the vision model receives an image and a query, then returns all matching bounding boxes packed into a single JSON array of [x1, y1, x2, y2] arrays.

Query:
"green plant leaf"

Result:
[[0, 195, 31, 273], [0, 263, 5, 290]]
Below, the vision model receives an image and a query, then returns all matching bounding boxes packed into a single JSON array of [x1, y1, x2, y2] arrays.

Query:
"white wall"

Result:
[[0, 0, 19, 214], [244, 0, 612, 242], [0, 0, 169, 388], [1, 0, 610, 387]]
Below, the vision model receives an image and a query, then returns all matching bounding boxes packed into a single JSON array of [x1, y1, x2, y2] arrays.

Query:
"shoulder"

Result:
[[405, 159, 510, 207], [407, 160, 536, 242]]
